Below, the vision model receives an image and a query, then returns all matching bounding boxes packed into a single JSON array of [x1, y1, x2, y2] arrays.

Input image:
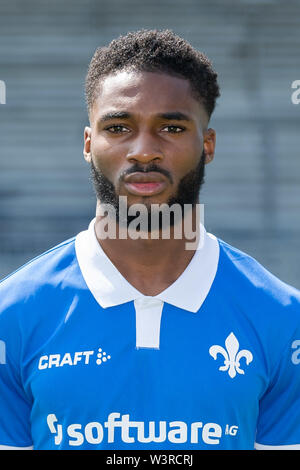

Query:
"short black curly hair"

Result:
[[85, 29, 220, 120]]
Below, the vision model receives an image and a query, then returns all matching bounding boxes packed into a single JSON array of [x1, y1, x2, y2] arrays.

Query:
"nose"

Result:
[[126, 132, 163, 164]]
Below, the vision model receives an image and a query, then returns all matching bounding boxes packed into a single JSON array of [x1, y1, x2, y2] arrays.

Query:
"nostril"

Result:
[[126, 151, 163, 163]]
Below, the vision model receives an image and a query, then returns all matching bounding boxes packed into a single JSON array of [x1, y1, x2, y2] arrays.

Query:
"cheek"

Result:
[[91, 139, 125, 181], [170, 143, 203, 179]]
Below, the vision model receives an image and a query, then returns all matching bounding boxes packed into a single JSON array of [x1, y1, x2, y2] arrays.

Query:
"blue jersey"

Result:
[[0, 218, 300, 450]]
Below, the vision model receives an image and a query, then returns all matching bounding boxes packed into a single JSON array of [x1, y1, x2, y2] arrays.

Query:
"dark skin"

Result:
[[83, 70, 216, 295]]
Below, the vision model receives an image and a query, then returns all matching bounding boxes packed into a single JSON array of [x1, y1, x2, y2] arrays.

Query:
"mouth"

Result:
[[123, 172, 168, 196]]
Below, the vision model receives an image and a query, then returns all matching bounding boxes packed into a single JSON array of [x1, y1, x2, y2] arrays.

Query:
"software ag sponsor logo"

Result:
[[47, 412, 238, 447]]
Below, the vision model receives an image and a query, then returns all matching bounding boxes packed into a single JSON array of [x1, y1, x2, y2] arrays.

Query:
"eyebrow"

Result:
[[98, 111, 131, 123], [156, 112, 192, 121], [97, 111, 192, 123]]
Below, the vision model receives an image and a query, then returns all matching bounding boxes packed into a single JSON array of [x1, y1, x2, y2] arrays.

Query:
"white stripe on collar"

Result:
[[75, 218, 219, 313]]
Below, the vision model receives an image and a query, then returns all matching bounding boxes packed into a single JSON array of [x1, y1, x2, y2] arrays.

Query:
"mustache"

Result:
[[120, 163, 173, 184]]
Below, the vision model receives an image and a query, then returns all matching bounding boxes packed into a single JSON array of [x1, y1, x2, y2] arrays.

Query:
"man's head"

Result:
[[85, 29, 220, 121], [83, 29, 220, 226]]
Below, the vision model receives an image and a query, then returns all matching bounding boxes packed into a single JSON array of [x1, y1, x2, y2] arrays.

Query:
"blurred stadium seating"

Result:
[[0, 0, 299, 288]]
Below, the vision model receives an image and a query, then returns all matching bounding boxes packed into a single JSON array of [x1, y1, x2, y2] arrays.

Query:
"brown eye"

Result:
[[105, 125, 130, 134], [161, 126, 185, 133]]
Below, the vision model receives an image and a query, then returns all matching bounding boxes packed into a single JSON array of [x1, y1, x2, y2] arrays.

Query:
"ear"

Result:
[[203, 128, 216, 164], [83, 126, 92, 163]]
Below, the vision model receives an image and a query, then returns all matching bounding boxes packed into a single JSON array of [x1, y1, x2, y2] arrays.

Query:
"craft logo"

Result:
[[38, 348, 111, 369], [0, 80, 6, 104], [291, 80, 300, 104]]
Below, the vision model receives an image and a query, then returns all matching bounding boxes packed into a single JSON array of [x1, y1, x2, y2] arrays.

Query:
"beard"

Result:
[[90, 150, 206, 230]]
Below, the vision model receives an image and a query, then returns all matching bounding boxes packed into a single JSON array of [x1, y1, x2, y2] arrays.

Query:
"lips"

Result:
[[123, 172, 168, 196]]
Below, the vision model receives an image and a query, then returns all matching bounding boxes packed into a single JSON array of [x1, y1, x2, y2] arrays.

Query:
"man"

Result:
[[0, 29, 299, 450]]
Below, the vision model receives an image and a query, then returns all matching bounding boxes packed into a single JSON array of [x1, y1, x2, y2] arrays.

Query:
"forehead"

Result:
[[90, 69, 208, 124]]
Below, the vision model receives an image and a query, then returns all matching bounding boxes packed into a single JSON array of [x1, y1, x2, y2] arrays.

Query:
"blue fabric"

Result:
[[0, 236, 299, 449]]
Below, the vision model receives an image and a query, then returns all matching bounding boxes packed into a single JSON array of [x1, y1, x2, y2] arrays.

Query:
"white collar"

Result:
[[75, 218, 219, 313]]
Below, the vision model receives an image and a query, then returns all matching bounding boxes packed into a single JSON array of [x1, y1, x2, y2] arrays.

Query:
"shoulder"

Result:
[[211, 237, 300, 382], [215, 236, 300, 330], [0, 236, 78, 322], [0, 234, 91, 369], [217, 237, 300, 300]]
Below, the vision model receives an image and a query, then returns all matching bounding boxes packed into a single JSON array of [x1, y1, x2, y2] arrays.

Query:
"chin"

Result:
[[125, 193, 171, 207]]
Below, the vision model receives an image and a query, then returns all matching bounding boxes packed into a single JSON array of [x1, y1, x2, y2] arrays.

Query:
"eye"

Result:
[[104, 125, 130, 134], [161, 125, 185, 133]]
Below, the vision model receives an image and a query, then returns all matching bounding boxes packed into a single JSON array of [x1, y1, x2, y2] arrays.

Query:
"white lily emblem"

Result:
[[209, 332, 253, 378]]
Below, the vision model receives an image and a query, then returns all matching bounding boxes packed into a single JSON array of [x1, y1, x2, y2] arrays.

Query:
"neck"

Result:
[[94, 202, 201, 296]]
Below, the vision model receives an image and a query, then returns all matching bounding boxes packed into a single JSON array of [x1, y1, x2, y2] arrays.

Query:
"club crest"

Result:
[[209, 332, 253, 378]]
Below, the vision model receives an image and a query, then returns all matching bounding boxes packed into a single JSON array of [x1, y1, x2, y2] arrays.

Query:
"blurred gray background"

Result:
[[0, 0, 300, 288]]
